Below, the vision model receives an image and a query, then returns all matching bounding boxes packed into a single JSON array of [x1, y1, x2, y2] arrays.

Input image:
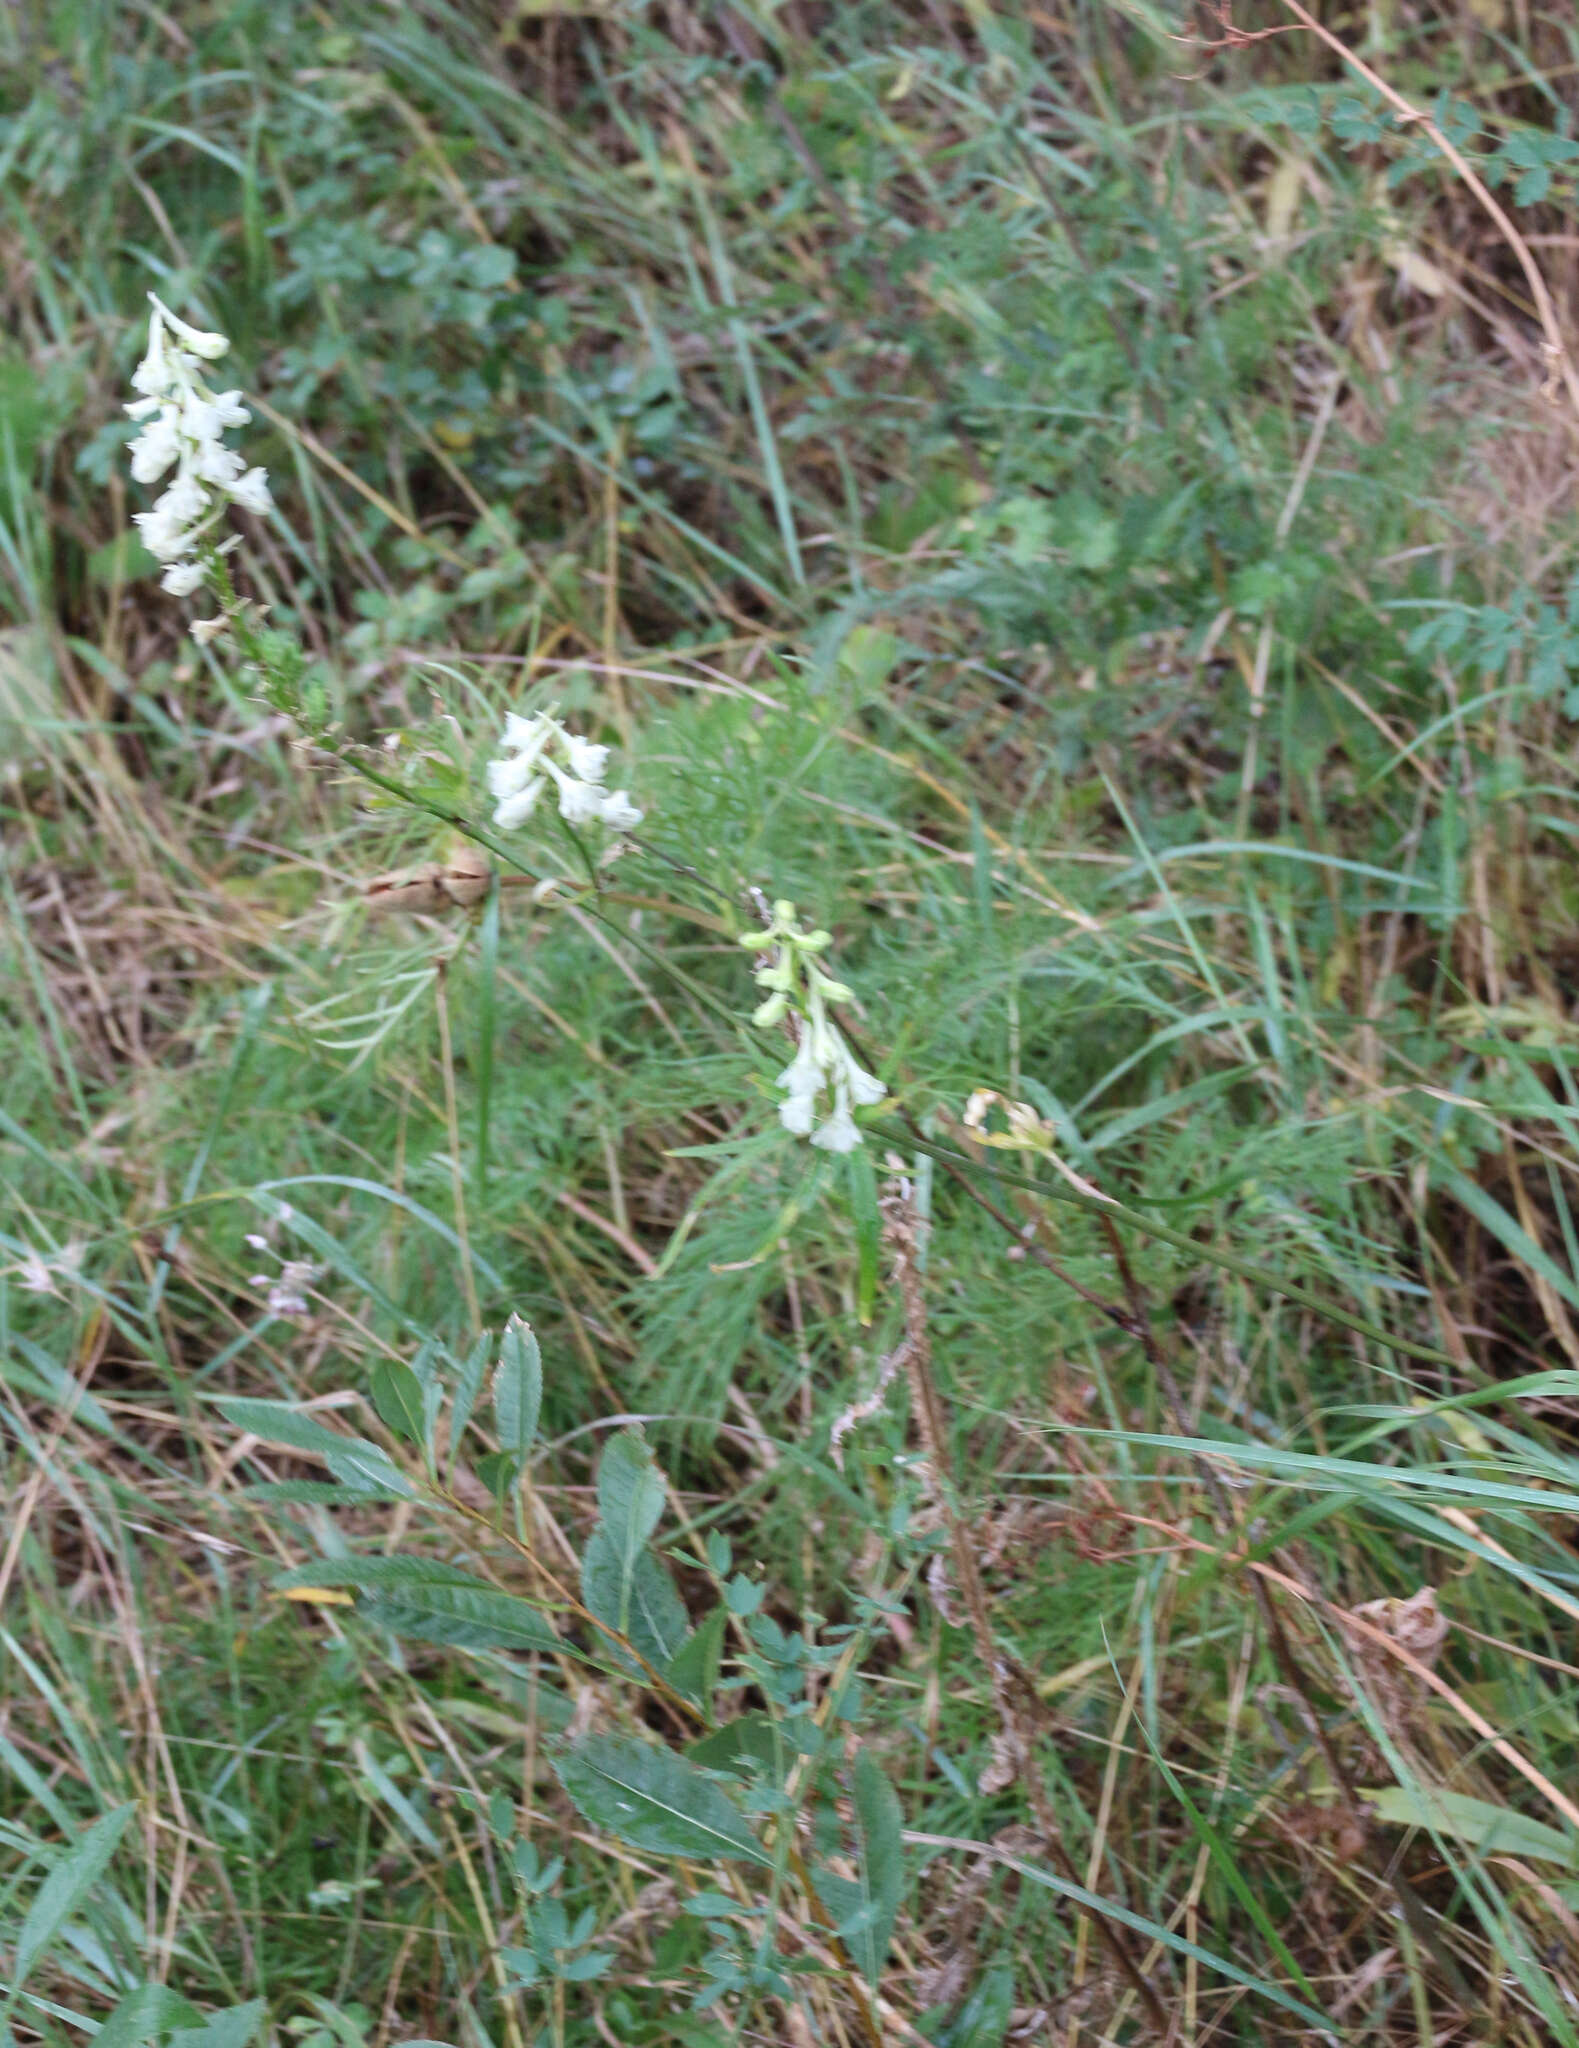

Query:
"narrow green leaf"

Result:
[[475, 871, 499, 1191], [359, 1585, 562, 1654], [554, 1735, 768, 1864], [948, 1963, 1014, 2048], [92, 1986, 201, 2048], [847, 1146, 879, 1326], [11, 1804, 134, 1996], [354, 1739, 440, 1852], [494, 1316, 542, 1461], [1364, 1785, 1579, 1868], [213, 1398, 351, 1459], [370, 1360, 426, 1446], [449, 1330, 491, 1455], [274, 1558, 562, 1654], [813, 1749, 904, 1986]]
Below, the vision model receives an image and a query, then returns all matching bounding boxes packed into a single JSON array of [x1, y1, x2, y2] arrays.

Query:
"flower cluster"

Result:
[[745, 901, 885, 1153], [487, 710, 642, 834], [126, 294, 271, 618]]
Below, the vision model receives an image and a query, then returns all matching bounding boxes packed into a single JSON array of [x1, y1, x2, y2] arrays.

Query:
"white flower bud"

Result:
[[148, 293, 230, 361]]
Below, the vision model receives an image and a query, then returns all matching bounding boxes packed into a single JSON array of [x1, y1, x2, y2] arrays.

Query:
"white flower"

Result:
[[493, 776, 545, 830], [597, 788, 643, 831], [776, 1032, 825, 1133], [549, 760, 609, 826], [501, 709, 560, 760], [834, 1036, 886, 1108], [194, 440, 244, 487], [230, 466, 272, 516], [160, 560, 206, 596], [129, 410, 181, 483], [812, 1087, 862, 1154], [780, 1088, 819, 1137], [130, 309, 172, 400], [752, 902, 883, 1150], [485, 710, 642, 838], [184, 390, 249, 437], [125, 296, 268, 596], [488, 748, 543, 803], [562, 733, 609, 783], [135, 474, 209, 560], [190, 615, 229, 646]]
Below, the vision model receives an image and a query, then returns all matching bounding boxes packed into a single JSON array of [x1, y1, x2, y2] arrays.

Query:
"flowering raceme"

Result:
[[744, 902, 885, 1153], [125, 294, 271, 632], [486, 709, 643, 834]]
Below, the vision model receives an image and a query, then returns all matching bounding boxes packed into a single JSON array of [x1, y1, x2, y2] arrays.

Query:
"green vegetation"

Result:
[[6, 1, 1579, 2041]]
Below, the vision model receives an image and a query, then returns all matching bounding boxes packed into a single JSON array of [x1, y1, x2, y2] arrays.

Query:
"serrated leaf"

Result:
[[11, 1804, 134, 1995], [494, 1316, 542, 1461], [554, 1735, 768, 1864], [370, 1360, 426, 1446], [813, 1748, 904, 1986]]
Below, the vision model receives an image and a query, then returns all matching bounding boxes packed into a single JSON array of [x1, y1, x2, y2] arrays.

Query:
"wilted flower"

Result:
[[248, 1257, 319, 1320], [10, 1241, 85, 1296], [744, 901, 885, 1153], [125, 293, 270, 639], [486, 707, 644, 835]]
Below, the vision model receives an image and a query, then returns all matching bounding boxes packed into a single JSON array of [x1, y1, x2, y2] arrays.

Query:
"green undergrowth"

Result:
[[6, 1, 1579, 2043]]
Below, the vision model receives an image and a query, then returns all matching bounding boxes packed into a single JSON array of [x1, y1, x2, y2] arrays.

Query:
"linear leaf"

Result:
[[813, 1749, 904, 1986], [554, 1735, 768, 1864], [12, 1804, 133, 1995], [950, 1964, 1014, 2048], [449, 1330, 491, 1453], [1364, 1785, 1578, 1867]]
